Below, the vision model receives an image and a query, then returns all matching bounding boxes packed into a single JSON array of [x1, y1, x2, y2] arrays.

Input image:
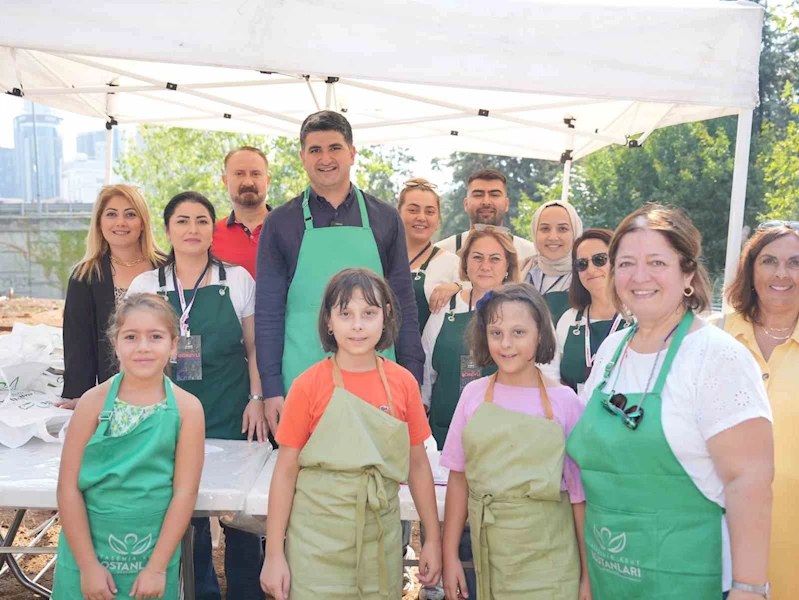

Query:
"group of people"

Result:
[[49, 109, 796, 600]]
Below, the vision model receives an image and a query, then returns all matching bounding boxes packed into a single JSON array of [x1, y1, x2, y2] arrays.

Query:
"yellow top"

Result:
[[724, 311, 798, 600]]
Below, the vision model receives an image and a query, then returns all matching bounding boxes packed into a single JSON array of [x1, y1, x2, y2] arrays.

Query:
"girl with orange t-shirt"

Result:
[[260, 267, 442, 600]]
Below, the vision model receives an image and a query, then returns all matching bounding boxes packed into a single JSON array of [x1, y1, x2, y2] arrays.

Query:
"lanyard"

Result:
[[409, 242, 432, 267], [172, 260, 211, 336], [584, 307, 624, 368], [537, 272, 566, 295], [607, 321, 680, 395]]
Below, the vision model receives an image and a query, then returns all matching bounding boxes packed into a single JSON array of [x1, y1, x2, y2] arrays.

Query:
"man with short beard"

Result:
[[436, 169, 537, 263], [212, 146, 273, 277]]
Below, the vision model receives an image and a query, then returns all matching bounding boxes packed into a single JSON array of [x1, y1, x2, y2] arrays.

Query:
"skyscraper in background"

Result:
[[13, 101, 63, 202], [77, 129, 121, 162], [0, 147, 18, 198]]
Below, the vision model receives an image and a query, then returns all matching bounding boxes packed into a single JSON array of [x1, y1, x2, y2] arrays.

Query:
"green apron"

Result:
[[566, 312, 724, 599], [412, 246, 441, 332], [282, 185, 395, 393], [560, 309, 630, 394], [286, 356, 409, 599], [528, 267, 572, 325], [53, 373, 181, 599], [159, 263, 250, 440], [464, 373, 580, 599], [429, 296, 496, 449]]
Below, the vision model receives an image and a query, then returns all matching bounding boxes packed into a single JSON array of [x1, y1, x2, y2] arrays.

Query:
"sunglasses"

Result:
[[575, 252, 609, 272], [403, 180, 438, 191], [758, 220, 799, 231], [601, 393, 644, 430]]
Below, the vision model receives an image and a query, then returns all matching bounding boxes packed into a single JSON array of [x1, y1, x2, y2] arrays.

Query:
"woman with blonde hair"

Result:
[[723, 221, 799, 599], [59, 184, 165, 408]]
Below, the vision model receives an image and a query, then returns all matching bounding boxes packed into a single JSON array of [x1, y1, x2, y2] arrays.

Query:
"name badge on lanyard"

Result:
[[173, 262, 210, 382], [460, 355, 482, 394]]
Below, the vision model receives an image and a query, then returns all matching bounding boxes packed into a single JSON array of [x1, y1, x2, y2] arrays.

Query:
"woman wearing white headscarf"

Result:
[[523, 200, 584, 324]]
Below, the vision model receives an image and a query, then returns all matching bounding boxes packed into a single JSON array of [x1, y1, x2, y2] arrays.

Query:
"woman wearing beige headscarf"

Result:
[[523, 200, 584, 324]]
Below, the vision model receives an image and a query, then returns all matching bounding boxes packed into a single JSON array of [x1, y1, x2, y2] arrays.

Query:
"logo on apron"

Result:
[[101, 533, 153, 573], [588, 524, 642, 581]]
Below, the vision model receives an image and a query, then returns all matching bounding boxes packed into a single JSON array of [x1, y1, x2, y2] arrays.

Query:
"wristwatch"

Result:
[[731, 580, 770, 598], [248, 394, 264, 402]]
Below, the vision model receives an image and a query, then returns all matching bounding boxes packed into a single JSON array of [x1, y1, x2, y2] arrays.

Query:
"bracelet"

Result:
[[249, 394, 264, 402], [145, 566, 167, 576], [453, 281, 463, 292]]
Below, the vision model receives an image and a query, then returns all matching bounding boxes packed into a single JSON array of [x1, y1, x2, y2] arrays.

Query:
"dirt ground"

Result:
[[0, 297, 64, 331]]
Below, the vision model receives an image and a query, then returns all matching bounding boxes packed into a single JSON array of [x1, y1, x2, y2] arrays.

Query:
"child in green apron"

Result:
[[441, 283, 590, 600], [54, 293, 205, 600], [260, 268, 442, 600]]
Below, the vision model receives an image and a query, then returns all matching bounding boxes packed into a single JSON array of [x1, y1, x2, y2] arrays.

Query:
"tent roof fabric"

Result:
[[0, 0, 763, 160]]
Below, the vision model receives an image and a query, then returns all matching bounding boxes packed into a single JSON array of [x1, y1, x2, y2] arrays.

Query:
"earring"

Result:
[[327, 328, 333, 335], [504, 272, 509, 280], [683, 285, 695, 298]]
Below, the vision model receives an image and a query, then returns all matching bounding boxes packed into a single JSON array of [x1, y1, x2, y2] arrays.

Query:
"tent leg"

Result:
[[722, 108, 754, 312], [104, 126, 114, 186], [561, 160, 572, 202]]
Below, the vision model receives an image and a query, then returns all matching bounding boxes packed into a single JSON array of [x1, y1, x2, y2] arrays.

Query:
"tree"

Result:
[[115, 126, 412, 247], [758, 85, 799, 221]]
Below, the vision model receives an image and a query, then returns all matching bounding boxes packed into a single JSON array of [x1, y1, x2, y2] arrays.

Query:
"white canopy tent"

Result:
[[1, 0, 763, 299]]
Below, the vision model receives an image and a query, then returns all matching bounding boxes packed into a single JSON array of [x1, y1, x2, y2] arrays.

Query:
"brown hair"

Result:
[[398, 178, 440, 211], [107, 293, 180, 346], [459, 228, 520, 283], [467, 283, 556, 367], [318, 268, 400, 353], [467, 169, 507, 188], [223, 146, 268, 171], [608, 204, 711, 314], [569, 229, 613, 311], [727, 225, 799, 323], [73, 185, 166, 283]]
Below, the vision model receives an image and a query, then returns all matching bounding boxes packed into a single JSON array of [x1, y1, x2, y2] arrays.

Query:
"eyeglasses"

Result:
[[575, 252, 609, 272], [758, 220, 799, 231], [601, 393, 644, 430], [474, 223, 513, 238]]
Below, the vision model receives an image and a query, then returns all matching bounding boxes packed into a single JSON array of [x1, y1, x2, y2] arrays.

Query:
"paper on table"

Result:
[[205, 443, 224, 455]]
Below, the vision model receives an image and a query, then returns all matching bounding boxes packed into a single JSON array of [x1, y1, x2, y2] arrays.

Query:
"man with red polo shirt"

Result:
[[212, 146, 272, 277]]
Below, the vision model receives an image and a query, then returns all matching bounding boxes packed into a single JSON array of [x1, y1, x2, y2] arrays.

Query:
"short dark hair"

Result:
[[569, 229, 614, 311], [300, 110, 354, 149], [223, 146, 268, 171], [162, 191, 221, 268], [467, 283, 557, 368], [727, 225, 799, 323], [467, 169, 507, 188], [318, 268, 400, 353]]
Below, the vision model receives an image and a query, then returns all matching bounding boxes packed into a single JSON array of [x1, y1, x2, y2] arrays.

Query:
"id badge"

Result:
[[459, 355, 482, 393], [176, 335, 203, 381]]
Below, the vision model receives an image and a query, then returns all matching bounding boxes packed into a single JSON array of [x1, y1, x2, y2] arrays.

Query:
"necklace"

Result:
[[758, 325, 791, 342], [110, 254, 146, 267]]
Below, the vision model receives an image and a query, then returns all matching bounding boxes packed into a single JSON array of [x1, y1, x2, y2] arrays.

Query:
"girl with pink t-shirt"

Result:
[[441, 283, 591, 600]]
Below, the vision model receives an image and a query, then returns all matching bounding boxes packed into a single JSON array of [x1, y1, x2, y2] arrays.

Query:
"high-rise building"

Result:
[[77, 129, 121, 162], [62, 154, 106, 203], [0, 147, 18, 198], [13, 102, 63, 202]]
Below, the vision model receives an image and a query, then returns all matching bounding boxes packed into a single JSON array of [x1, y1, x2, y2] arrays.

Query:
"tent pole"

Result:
[[105, 126, 114, 186], [561, 160, 572, 202], [722, 108, 754, 313]]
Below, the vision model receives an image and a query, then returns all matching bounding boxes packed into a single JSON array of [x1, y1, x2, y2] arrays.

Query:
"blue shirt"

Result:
[[254, 185, 423, 397]]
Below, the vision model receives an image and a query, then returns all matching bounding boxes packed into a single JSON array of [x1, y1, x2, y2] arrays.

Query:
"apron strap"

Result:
[[484, 369, 554, 420], [301, 186, 370, 231], [157, 265, 169, 297], [353, 186, 371, 229], [419, 245, 440, 272], [651, 310, 694, 394], [96, 372, 124, 433], [163, 374, 177, 409], [330, 355, 395, 417], [455, 232, 463, 252]]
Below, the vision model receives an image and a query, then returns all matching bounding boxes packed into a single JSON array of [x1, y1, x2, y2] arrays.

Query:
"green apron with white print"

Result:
[[566, 311, 724, 599], [53, 373, 181, 599]]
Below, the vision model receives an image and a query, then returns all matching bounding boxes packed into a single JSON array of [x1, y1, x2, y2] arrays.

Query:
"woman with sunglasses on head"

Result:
[[399, 178, 462, 332], [567, 205, 773, 600], [556, 229, 632, 393], [723, 221, 799, 600], [523, 200, 584, 325]]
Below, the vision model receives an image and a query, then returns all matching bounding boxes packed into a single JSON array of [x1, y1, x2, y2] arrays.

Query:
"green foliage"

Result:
[[115, 126, 412, 248], [758, 85, 799, 221], [27, 229, 88, 294]]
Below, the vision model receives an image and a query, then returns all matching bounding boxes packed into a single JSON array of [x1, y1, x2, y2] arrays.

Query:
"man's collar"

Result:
[[226, 204, 272, 227], [308, 184, 355, 209]]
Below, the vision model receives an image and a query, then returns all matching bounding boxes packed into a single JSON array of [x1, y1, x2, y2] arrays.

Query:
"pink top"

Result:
[[440, 375, 586, 504]]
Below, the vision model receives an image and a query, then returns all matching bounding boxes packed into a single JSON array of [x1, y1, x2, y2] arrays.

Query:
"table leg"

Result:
[[180, 525, 196, 600], [0, 509, 52, 598]]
